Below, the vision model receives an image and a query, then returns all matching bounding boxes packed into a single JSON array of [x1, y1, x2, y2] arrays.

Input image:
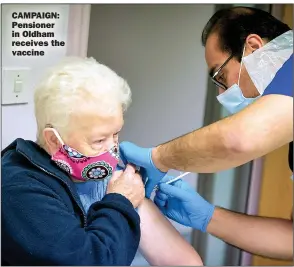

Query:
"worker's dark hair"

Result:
[[201, 6, 291, 61]]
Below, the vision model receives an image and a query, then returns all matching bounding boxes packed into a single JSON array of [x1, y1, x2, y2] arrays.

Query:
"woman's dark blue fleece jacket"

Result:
[[1, 138, 140, 266]]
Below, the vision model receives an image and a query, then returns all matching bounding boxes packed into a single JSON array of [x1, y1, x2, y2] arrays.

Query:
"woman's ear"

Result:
[[245, 34, 264, 55], [43, 129, 61, 155]]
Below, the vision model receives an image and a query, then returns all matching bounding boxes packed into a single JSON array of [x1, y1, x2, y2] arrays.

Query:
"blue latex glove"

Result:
[[119, 141, 167, 198], [154, 179, 215, 232]]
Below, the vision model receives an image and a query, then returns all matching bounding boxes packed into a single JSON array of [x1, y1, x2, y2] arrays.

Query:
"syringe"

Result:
[[154, 172, 190, 191]]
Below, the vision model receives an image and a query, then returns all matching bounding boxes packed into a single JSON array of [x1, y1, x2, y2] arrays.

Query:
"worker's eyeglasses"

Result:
[[210, 54, 234, 90]]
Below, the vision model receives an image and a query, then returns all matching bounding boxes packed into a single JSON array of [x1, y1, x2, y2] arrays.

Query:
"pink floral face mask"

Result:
[[49, 128, 119, 181]]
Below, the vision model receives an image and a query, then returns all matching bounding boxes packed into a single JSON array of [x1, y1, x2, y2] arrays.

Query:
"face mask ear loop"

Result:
[[238, 45, 246, 86], [50, 128, 65, 146]]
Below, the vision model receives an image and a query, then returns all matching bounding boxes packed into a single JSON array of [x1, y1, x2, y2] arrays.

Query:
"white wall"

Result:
[[87, 4, 214, 265], [2, 4, 69, 148], [87, 3, 214, 175]]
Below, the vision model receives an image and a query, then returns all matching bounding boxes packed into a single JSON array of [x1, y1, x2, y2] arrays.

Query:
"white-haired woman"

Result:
[[1, 57, 203, 266]]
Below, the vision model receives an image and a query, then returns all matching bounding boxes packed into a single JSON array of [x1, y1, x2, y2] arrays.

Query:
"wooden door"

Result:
[[252, 4, 293, 266]]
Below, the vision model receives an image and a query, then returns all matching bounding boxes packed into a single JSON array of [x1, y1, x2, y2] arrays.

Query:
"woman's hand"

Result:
[[107, 164, 145, 208]]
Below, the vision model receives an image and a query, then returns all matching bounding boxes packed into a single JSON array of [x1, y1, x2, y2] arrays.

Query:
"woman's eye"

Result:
[[94, 140, 104, 144]]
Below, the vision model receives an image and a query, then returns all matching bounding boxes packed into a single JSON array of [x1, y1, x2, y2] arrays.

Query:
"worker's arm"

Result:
[[154, 180, 293, 260], [207, 207, 293, 260], [153, 54, 293, 173], [119, 55, 293, 197], [120, 94, 292, 197], [153, 94, 293, 173]]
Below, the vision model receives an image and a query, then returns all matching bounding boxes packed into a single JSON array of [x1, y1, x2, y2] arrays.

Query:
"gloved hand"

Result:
[[119, 141, 167, 198], [154, 179, 215, 232]]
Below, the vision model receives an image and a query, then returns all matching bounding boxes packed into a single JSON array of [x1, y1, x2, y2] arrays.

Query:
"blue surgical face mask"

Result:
[[216, 46, 260, 114], [216, 30, 293, 114]]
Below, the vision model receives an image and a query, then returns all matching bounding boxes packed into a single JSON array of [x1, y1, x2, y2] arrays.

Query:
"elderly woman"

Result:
[[1, 57, 203, 266]]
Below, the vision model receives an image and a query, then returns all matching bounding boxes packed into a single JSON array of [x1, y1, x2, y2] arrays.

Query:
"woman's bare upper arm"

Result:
[[137, 198, 203, 266]]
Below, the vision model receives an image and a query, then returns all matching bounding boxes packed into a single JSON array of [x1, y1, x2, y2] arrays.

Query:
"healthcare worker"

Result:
[[119, 7, 293, 260]]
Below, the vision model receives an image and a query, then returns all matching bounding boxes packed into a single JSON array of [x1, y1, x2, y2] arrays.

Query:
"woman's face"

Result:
[[64, 108, 124, 157], [44, 105, 124, 158]]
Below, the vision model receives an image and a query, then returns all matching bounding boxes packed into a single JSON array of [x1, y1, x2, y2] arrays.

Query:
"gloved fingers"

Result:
[[180, 180, 197, 193], [154, 195, 166, 207], [118, 146, 128, 167], [170, 179, 184, 187], [160, 175, 174, 183], [159, 183, 189, 201], [155, 191, 168, 202], [166, 179, 195, 193], [119, 141, 149, 167], [119, 142, 133, 166]]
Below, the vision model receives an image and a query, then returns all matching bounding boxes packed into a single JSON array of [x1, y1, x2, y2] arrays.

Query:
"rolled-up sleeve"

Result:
[[262, 54, 293, 98]]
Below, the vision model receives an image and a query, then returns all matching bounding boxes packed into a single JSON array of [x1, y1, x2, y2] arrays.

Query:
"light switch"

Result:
[[14, 79, 23, 93], [2, 67, 30, 105]]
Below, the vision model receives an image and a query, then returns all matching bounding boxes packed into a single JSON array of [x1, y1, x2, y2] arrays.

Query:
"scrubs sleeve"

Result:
[[262, 54, 293, 97]]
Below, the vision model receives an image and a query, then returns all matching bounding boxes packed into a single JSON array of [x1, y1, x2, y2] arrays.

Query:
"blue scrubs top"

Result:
[[262, 54, 293, 173], [262, 54, 293, 98]]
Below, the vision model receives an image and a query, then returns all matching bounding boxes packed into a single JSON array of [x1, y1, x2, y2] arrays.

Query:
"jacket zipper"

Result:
[[18, 151, 87, 227]]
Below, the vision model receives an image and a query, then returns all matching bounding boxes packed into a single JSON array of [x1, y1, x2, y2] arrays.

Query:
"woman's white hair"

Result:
[[34, 57, 132, 146]]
